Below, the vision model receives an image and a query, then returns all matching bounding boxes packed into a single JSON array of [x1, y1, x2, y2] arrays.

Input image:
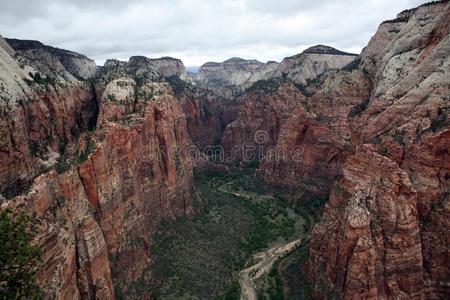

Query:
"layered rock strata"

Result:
[[1, 39, 196, 298]]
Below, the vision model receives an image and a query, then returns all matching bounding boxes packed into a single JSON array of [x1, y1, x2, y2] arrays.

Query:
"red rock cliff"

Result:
[[307, 2, 450, 298], [1, 41, 196, 298]]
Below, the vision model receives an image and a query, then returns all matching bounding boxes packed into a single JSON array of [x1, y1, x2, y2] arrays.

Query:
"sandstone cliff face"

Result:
[[306, 2, 450, 298], [1, 38, 196, 298], [259, 69, 371, 193], [92, 62, 195, 295], [220, 80, 305, 160], [190, 46, 358, 155], [0, 36, 98, 199], [126, 56, 188, 80], [309, 145, 423, 299], [6, 38, 97, 81], [194, 45, 356, 97], [196, 57, 264, 86], [274, 45, 357, 85], [176, 89, 228, 150], [6, 170, 115, 299]]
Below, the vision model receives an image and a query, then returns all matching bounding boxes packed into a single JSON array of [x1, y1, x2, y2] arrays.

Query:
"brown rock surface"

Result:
[[306, 2, 450, 299], [0, 36, 98, 198], [1, 39, 196, 298], [309, 146, 423, 299], [4, 170, 115, 299], [259, 70, 371, 193], [221, 80, 305, 160]]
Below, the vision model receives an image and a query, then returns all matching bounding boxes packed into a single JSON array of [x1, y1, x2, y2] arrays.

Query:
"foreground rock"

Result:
[[307, 2, 450, 298], [1, 39, 196, 298]]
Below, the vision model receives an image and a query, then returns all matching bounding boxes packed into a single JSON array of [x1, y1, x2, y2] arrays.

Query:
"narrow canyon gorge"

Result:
[[0, 1, 449, 299]]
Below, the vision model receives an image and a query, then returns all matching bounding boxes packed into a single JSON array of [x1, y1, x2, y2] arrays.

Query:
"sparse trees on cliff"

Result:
[[0, 209, 43, 300]]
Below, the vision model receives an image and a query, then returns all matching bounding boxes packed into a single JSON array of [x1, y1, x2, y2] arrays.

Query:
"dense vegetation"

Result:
[[0, 209, 43, 300], [145, 161, 327, 299]]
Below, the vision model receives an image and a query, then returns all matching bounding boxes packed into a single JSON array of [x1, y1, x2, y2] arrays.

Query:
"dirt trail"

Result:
[[216, 181, 302, 300], [238, 238, 302, 300]]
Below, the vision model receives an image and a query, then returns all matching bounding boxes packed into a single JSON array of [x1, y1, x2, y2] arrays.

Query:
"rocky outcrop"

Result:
[[196, 57, 264, 86], [273, 45, 357, 85], [259, 69, 371, 193], [306, 2, 450, 299], [6, 38, 97, 81], [194, 45, 356, 97], [0, 36, 98, 199], [177, 88, 229, 150], [1, 36, 196, 298], [220, 80, 305, 160], [195, 57, 266, 96], [309, 145, 423, 299], [92, 62, 195, 294], [6, 170, 115, 299], [126, 56, 188, 80]]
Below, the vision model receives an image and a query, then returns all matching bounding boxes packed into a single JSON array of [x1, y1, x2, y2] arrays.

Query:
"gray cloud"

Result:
[[0, 0, 429, 66]]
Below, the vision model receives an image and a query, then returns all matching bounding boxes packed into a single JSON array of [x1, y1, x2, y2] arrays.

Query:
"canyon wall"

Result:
[[1, 38, 196, 299], [0, 35, 98, 198], [189, 2, 450, 298], [1, 1, 449, 298], [304, 2, 450, 298]]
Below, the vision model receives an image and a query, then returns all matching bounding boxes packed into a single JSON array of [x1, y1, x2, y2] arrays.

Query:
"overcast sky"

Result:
[[0, 0, 429, 66]]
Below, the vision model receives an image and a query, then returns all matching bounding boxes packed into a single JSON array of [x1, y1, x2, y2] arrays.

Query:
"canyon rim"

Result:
[[0, 0, 449, 299]]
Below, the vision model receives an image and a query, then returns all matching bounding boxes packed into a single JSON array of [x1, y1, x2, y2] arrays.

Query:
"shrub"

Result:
[[348, 98, 369, 117], [393, 129, 405, 146], [431, 108, 449, 132], [76, 135, 94, 164], [246, 78, 282, 93], [342, 57, 361, 72], [166, 75, 189, 95], [0, 209, 43, 299], [28, 72, 56, 86]]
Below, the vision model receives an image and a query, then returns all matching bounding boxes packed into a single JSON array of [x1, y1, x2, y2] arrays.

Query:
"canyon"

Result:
[[1, 1, 449, 299]]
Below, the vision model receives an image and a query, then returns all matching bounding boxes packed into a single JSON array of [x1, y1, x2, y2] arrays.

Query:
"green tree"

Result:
[[0, 209, 43, 300]]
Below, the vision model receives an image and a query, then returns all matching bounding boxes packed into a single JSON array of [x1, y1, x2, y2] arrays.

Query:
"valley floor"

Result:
[[144, 162, 325, 299]]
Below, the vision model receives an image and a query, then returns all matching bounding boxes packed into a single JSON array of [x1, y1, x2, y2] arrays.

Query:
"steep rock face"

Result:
[[274, 45, 357, 85], [194, 45, 356, 98], [309, 146, 423, 299], [0, 36, 98, 199], [4, 170, 115, 299], [81, 59, 195, 296], [195, 57, 266, 96], [6, 38, 97, 81], [191, 46, 358, 155], [246, 60, 280, 84], [127, 56, 188, 80], [196, 57, 264, 86], [176, 89, 228, 150], [403, 130, 450, 298], [259, 70, 371, 193], [307, 2, 450, 299], [2, 37, 196, 298], [220, 81, 305, 160]]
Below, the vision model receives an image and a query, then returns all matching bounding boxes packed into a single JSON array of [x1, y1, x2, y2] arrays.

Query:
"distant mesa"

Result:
[[302, 44, 358, 56]]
